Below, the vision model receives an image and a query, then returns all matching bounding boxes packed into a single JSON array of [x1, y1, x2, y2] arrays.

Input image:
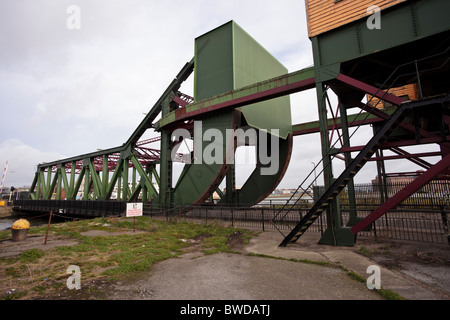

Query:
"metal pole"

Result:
[[311, 162, 317, 186], [44, 211, 53, 245], [262, 208, 265, 231], [415, 60, 423, 99], [440, 205, 449, 245]]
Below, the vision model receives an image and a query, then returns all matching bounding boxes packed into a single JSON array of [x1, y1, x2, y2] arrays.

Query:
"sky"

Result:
[[0, 0, 439, 190]]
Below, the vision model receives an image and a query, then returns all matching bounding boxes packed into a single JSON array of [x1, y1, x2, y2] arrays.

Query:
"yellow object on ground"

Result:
[[11, 219, 30, 230]]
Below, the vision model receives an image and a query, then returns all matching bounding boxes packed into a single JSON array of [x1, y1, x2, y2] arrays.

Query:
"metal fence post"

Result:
[[231, 207, 234, 227], [262, 208, 265, 231], [440, 205, 450, 244]]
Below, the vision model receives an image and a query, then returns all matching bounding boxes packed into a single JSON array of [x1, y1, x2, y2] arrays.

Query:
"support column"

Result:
[[225, 164, 236, 206], [316, 84, 354, 246], [159, 93, 176, 208], [117, 174, 122, 201], [132, 167, 137, 195], [123, 158, 129, 201], [83, 164, 89, 200], [102, 155, 109, 197], [56, 165, 62, 200], [159, 130, 173, 207], [339, 102, 358, 226], [69, 162, 76, 199]]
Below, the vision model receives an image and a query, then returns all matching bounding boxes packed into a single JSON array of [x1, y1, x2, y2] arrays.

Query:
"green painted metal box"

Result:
[[194, 20, 292, 139]]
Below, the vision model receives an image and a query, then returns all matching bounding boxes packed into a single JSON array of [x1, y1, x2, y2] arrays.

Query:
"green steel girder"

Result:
[[130, 154, 158, 198], [125, 58, 194, 147], [292, 107, 396, 136], [28, 172, 38, 200], [60, 164, 70, 199], [105, 158, 123, 200], [88, 159, 102, 199], [155, 67, 316, 130]]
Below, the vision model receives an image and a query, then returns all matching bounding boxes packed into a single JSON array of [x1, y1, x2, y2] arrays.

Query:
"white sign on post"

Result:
[[126, 203, 143, 233], [126, 203, 143, 217]]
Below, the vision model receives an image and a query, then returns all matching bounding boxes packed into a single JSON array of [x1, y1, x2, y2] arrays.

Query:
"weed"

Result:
[[2, 290, 27, 300], [376, 288, 406, 300], [347, 271, 366, 283], [357, 246, 372, 258], [18, 249, 45, 263], [0, 230, 9, 240]]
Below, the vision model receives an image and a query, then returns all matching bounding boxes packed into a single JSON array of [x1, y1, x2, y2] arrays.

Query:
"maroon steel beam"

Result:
[[353, 100, 450, 154], [336, 74, 405, 106], [351, 153, 450, 235], [292, 116, 384, 136], [369, 151, 441, 162], [389, 147, 433, 169], [166, 76, 316, 125], [173, 95, 190, 107], [340, 135, 450, 153], [385, 171, 424, 177]]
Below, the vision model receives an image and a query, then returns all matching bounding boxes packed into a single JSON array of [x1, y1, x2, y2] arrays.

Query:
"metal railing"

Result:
[[144, 202, 449, 244]]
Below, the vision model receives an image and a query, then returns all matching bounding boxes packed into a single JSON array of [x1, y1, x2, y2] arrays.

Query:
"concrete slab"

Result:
[[244, 231, 448, 300]]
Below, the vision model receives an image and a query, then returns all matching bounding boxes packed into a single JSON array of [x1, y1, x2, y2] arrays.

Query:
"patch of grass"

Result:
[[0, 216, 254, 299], [357, 246, 373, 258], [31, 285, 48, 295], [347, 271, 366, 283], [356, 244, 393, 258], [0, 230, 9, 240], [18, 249, 45, 263], [376, 288, 406, 300], [2, 290, 28, 300]]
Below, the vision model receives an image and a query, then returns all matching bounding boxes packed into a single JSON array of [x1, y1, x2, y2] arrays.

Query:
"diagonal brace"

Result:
[[351, 153, 450, 234]]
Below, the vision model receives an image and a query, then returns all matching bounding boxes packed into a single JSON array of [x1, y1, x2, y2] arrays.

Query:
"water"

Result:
[[258, 196, 313, 206], [0, 218, 15, 230], [0, 217, 51, 231]]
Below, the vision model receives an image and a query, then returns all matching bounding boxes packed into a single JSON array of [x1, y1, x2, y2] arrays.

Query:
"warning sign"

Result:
[[126, 203, 143, 217]]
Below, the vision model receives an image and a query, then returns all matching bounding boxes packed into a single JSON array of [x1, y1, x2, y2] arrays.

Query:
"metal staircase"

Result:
[[279, 103, 407, 246]]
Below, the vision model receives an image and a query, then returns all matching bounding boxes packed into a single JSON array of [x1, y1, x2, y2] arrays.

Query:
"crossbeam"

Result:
[[292, 108, 394, 136], [155, 67, 316, 130]]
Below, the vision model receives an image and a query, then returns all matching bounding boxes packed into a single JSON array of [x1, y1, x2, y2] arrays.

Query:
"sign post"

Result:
[[126, 203, 143, 232]]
